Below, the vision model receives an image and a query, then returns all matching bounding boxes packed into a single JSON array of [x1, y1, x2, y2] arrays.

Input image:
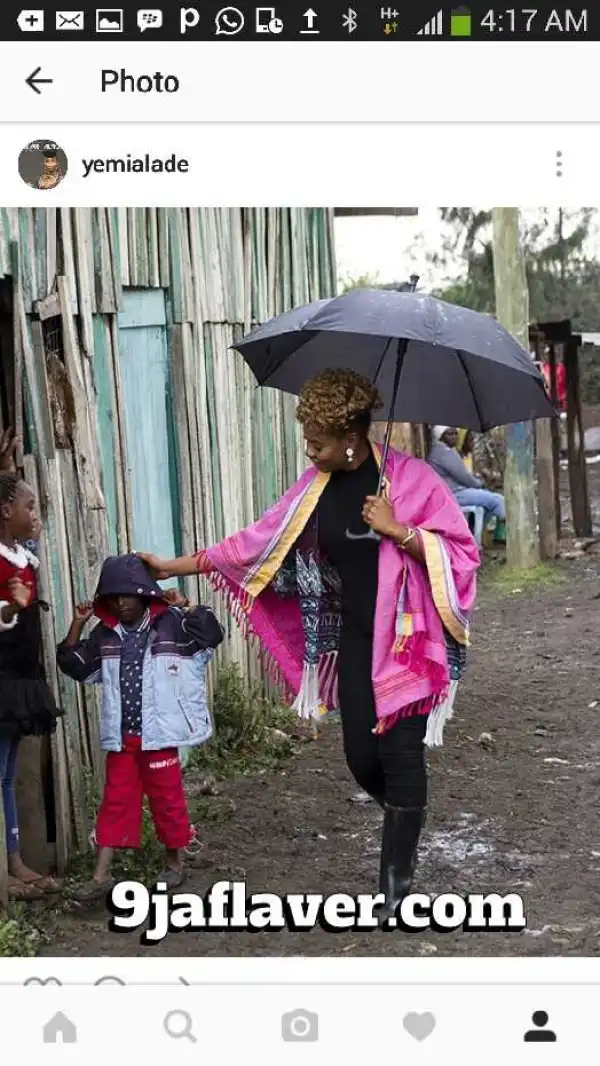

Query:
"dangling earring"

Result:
[[346, 447, 354, 464]]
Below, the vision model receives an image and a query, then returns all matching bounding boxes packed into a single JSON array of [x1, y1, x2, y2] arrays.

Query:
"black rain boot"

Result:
[[377, 804, 427, 924]]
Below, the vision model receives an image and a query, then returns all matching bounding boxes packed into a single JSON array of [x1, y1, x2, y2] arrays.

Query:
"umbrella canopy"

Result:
[[232, 288, 555, 432]]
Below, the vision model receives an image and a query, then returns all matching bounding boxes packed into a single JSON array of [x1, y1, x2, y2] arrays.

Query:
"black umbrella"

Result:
[[231, 281, 555, 503]]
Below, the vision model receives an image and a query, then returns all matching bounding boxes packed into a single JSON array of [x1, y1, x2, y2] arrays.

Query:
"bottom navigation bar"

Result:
[[1, 983, 597, 1061]]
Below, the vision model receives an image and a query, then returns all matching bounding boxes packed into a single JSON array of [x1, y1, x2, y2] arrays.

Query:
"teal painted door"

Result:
[[117, 289, 180, 569]]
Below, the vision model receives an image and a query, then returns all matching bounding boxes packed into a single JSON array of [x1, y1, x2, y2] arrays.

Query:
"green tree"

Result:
[[431, 207, 600, 330], [431, 208, 600, 401]]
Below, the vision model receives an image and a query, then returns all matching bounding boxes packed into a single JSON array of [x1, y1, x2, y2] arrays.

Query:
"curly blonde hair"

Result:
[[296, 369, 382, 435]]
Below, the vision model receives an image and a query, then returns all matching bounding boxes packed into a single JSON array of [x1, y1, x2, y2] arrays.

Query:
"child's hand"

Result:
[[163, 588, 189, 609], [7, 576, 32, 610], [0, 427, 18, 473], [74, 602, 94, 624]]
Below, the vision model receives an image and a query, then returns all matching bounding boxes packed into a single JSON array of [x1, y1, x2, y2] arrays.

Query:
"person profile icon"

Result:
[[18, 140, 68, 191], [524, 1010, 557, 1042]]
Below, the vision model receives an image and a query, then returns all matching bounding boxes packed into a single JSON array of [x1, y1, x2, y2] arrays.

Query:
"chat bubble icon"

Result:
[[137, 8, 162, 32], [215, 6, 244, 34]]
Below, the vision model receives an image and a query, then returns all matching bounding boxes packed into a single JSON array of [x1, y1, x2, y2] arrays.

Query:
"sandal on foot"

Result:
[[184, 831, 208, 861], [71, 878, 115, 904], [32, 876, 63, 894], [8, 879, 45, 901], [156, 867, 188, 891]]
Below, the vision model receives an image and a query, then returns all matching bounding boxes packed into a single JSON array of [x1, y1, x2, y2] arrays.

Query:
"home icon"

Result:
[[42, 1012, 77, 1043]]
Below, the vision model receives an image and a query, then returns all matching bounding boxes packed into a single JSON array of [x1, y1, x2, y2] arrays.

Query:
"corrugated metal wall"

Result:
[[0, 207, 336, 874]]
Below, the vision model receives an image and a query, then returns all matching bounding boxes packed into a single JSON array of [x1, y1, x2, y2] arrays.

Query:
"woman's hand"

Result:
[[362, 495, 399, 539], [136, 552, 172, 581], [7, 576, 32, 610], [74, 602, 94, 624]]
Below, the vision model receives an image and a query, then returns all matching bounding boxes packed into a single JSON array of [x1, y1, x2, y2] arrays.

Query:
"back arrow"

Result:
[[26, 67, 53, 94]]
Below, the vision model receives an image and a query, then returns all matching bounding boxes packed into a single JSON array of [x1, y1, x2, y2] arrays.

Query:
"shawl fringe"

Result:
[[372, 694, 435, 735], [424, 680, 458, 747], [291, 662, 323, 720], [203, 568, 295, 705], [291, 650, 338, 720], [372, 682, 459, 748]]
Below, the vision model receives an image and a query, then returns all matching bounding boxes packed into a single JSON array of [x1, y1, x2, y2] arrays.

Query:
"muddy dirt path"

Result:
[[40, 552, 600, 958]]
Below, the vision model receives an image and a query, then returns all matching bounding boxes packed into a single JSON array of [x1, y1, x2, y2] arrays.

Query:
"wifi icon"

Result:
[[417, 9, 443, 34]]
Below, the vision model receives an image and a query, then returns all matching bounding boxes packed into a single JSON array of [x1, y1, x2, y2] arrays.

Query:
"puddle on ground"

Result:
[[362, 810, 563, 883], [420, 814, 496, 866], [363, 811, 496, 867]]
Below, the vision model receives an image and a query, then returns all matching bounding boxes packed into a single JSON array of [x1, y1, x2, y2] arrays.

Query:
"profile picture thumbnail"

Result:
[[18, 140, 68, 191]]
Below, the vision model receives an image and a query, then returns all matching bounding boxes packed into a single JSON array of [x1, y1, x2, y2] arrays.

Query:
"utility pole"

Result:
[[492, 208, 540, 569]]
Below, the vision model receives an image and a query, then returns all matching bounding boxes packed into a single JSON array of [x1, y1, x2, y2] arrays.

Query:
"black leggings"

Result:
[[337, 627, 427, 809]]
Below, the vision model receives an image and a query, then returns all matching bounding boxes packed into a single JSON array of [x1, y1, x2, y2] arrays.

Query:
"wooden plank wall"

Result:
[[0, 206, 337, 873]]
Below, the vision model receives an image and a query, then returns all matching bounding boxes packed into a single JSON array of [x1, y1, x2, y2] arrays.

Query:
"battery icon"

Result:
[[450, 7, 471, 36]]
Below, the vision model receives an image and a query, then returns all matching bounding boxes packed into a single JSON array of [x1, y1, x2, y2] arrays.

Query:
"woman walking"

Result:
[[140, 370, 479, 915]]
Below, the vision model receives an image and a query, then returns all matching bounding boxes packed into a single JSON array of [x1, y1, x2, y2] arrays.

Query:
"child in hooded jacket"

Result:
[[57, 553, 223, 902]]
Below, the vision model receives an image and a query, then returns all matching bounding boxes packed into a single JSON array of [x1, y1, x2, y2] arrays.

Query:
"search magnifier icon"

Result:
[[163, 1010, 197, 1043]]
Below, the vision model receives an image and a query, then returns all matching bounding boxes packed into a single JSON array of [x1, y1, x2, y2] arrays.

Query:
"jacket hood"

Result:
[[94, 554, 168, 628]]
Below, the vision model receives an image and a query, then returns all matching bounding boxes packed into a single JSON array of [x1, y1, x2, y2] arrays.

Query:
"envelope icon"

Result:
[[56, 10, 84, 29]]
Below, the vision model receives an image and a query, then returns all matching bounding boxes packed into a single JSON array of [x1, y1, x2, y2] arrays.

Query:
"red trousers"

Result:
[[95, 733, 192, 850]]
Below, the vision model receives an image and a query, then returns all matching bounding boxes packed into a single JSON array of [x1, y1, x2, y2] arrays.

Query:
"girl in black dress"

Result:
[[0, 472, 62, 899]]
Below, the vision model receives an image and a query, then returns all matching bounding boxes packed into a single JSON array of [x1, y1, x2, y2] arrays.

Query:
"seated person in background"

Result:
[[459, 428, 506, 493], [428, 426, 505, 541], [456, 429, 474, 472]]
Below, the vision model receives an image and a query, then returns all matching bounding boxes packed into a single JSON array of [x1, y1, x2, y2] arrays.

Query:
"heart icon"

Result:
[[403, 1012, 436, 1041], [24, 977, 62, 986]]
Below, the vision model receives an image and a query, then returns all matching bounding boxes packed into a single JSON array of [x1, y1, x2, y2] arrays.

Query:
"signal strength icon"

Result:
[[417, 9, 443, 34]]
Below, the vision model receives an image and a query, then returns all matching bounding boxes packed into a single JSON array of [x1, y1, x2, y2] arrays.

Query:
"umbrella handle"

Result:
[[375, 274, 419, 496], [376, 336, 408, 496], [345, 527, 382, 542]]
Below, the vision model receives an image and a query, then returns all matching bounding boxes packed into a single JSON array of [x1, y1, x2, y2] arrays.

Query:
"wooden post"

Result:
[[492, 208, 539, 569], [546, 342, 562, 538], [564, 339, 592, 536], [535, 418, 558, 559], [533, 333, 558, 559]]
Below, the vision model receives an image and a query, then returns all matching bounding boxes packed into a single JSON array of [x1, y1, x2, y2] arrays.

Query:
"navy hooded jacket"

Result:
[[57, 554, 224, 751]]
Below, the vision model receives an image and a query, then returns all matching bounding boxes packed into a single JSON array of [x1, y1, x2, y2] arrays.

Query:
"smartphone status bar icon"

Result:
[[450, 7, 472, 36], [17, 9, 45, 31], [416, 9, 443, 35]]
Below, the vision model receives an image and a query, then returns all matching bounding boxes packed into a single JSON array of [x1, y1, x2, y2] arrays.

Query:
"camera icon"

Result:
[[281, 1009, 319, 1042]]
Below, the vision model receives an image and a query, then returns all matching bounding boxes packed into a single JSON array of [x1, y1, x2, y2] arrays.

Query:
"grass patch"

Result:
[[481, 560, 567, 595], [188, 663, 298, 779], [0, 903, 58, 957]]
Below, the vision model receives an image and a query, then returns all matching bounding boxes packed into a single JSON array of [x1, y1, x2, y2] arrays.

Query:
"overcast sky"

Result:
[[334, 208, 447, 291]]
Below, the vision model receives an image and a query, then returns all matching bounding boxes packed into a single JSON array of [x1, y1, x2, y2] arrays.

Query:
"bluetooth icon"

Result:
[[342, 6, 358, 32]]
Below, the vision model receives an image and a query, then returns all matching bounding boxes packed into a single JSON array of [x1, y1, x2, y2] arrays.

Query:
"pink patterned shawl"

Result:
[[197, 443, 480, 746]]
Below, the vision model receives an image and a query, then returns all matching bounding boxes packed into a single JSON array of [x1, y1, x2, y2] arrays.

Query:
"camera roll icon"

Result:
[[281, 1009, 319, 1042]]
